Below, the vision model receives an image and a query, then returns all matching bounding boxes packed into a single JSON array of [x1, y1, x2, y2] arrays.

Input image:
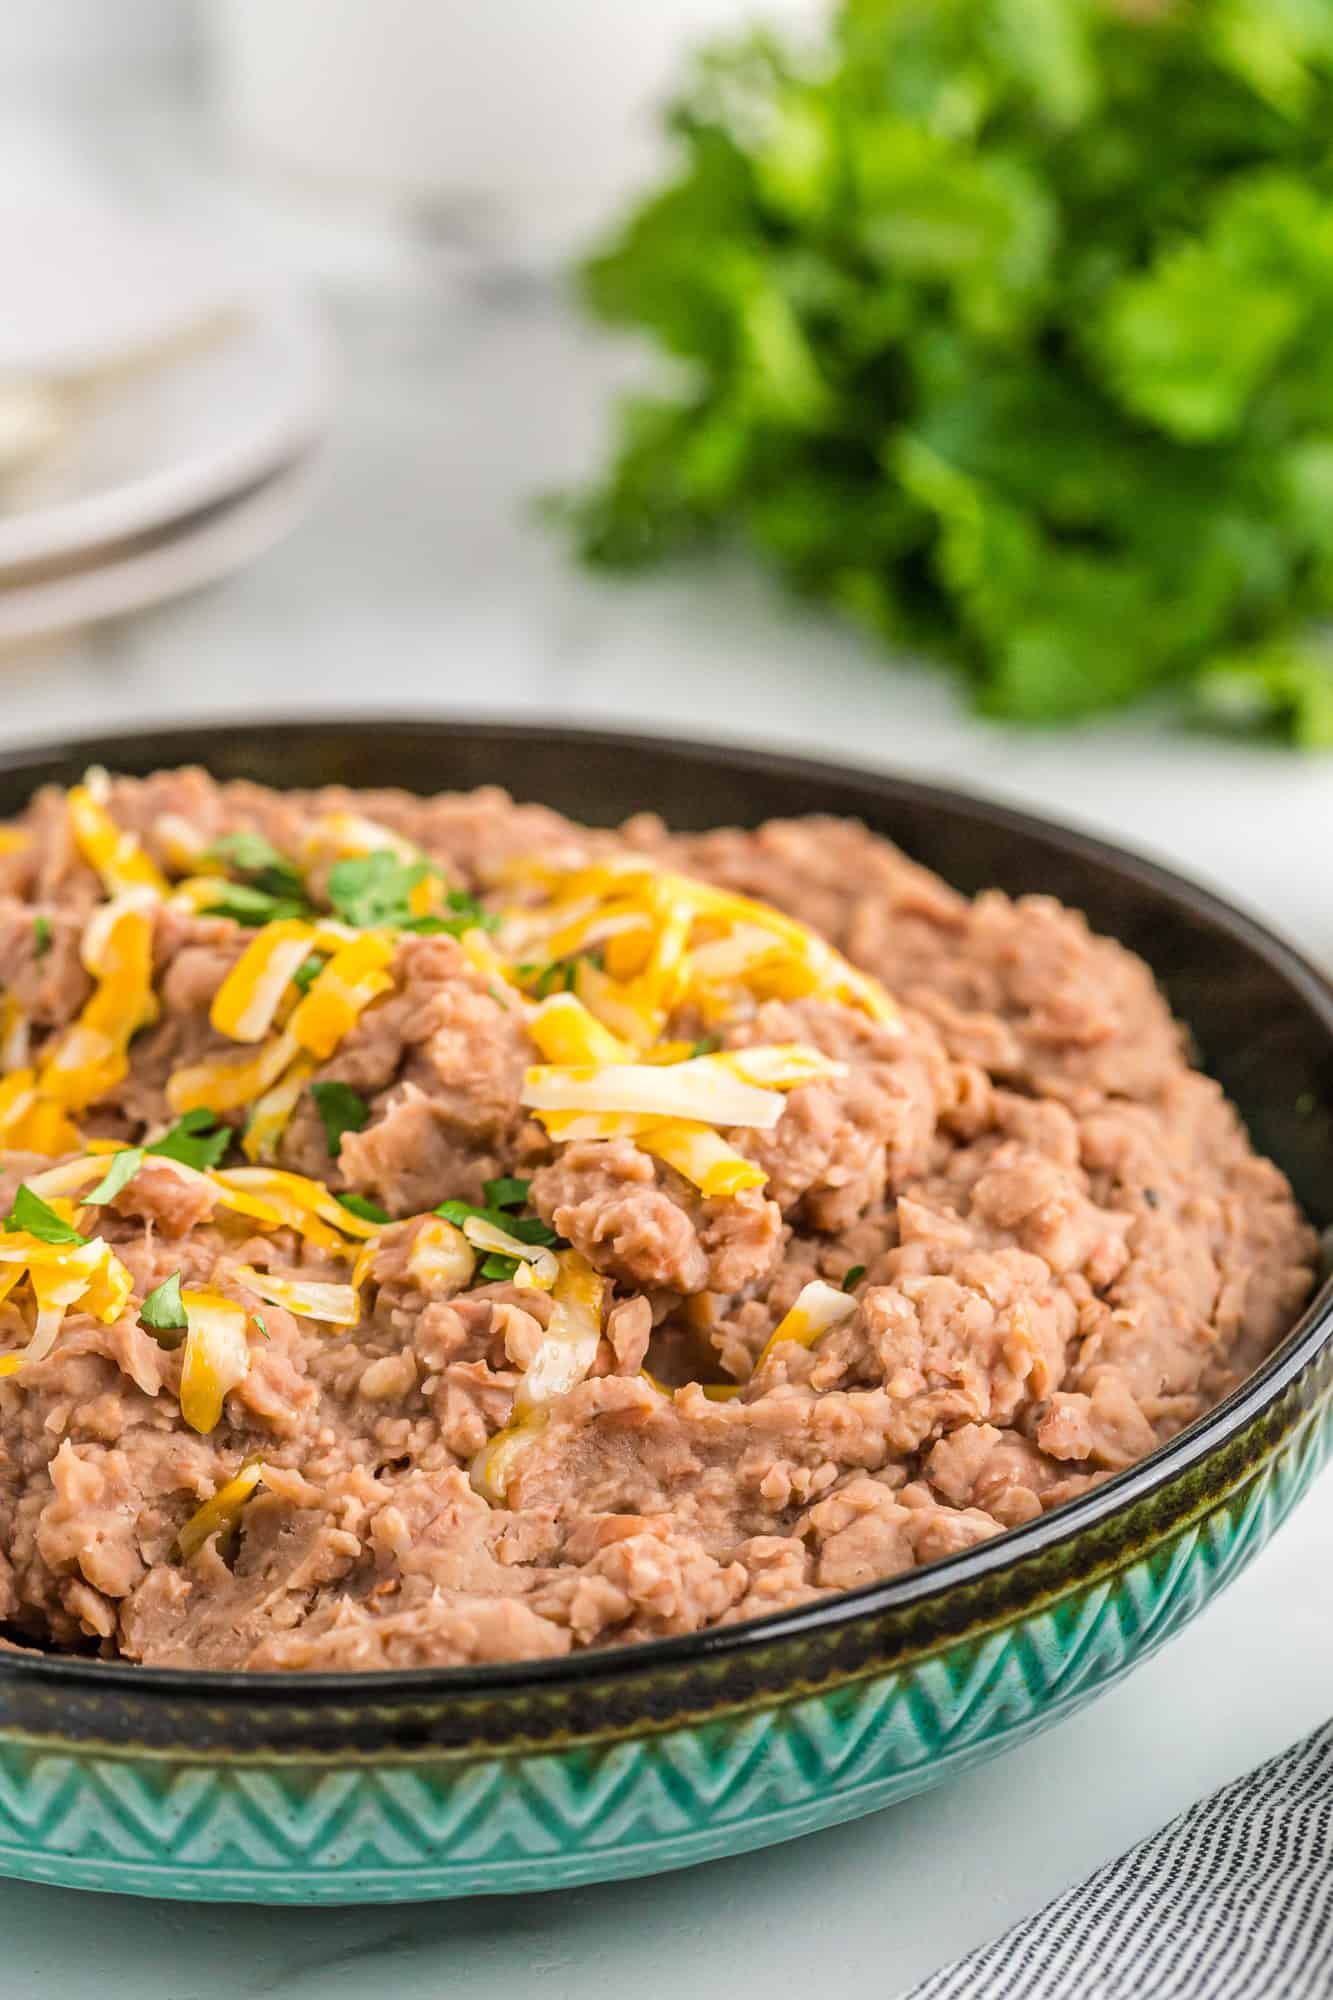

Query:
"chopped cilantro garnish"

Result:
[[84, 1148, 145, 1207], [506, 1213, 559, 1247], [482, 1176, 530, 1211], [478, 1253, 520, 1282], [200, 882, 308, 927], [691, 1035, 721, 1057], [32, 915, 50, 959], [448, 887, 497, 923], [146, 1109, 232, 1173], [204, 830, 306, 903], [3, 1185, 86, 1245], [434, 1195, 560, 1246], [535, 960, 578, 998], [310, 1080, 369, 1158], [327, 850, 433, 929], [291, 953, 327, 995], [139, 1271, 187, 1347], [402, 888, 499, 938], [518, 948, 603, 999], [842, 1264, 866, 1292], [336, 1192, 390, 1226], [251, 1312, 269, 1340]]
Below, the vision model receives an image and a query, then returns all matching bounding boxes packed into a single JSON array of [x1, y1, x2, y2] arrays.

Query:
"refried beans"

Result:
[[0, 768, 1314, 1671]]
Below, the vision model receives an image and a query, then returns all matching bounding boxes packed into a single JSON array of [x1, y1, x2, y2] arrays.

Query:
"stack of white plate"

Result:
[[0, 178, 328, 647]]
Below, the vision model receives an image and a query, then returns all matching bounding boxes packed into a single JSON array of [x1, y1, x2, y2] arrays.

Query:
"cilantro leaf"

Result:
[[435, 1196, 561, 1247], [311, 1080, 370, 1158], [251, 1312, 269, 1340], [291, 953, 327, 995], [146, 1110, 232, 1173], [204, 829, 306, 903], [32, 915, 50, 959], [482, 1176, 530, 1211], [504, 1214, 559, 1247], [554, 5, 1333, 743], [201, 882, 307, 927], [139, 1272, 187, 1348], [842, 1264, 866, 1292], [84, 1148, 145, 1207], [434, 1198, 480, 1230], [478, 1253, 520, 1282], [402, 888, 498, 938], [4, 1185, 86, 1245], [336, 1192, 390, 1225], [327, 851, 433, 929]]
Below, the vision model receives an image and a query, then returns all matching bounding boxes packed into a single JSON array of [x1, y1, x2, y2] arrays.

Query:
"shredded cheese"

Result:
[[469, 1252, 606, 1503], [752, 1280, 858, 1375], [174, 1460, 265, 1560], [210, 921, 317, 1042], [0, 998, 29, 1073], [212, 1168, 381, 1253], [462, 1214, 558, 1287], [241, 1053, 317, 1163], [407, 1217, 475, 1291], [39, 904, 158, 1112], [636, 1121, 768, 1198], [302, 812, 418, 866], [178, 1290, 252, 1433], [521, 1058, 785, 1129], [514, 1250, 605, 1414], [167, 1028, 298, 1117], [231, 1265, 360, 1326], [0, 1232, 133, 1377], [67, 783, 168, 898], [528, 992, 633, 1066], [289, 931, 395, 1059]]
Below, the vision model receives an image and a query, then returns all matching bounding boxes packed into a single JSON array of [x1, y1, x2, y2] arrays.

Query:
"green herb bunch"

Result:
[[556, 0, 1333, 742]]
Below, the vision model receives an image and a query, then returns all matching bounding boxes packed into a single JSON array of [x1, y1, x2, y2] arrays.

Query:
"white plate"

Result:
[[0, 292, 331, 573], [0, 451, 319, 649], [0, 158, 243, 382]]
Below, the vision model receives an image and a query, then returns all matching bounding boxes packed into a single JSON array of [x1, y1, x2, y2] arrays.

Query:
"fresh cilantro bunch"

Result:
[[556, 0, 1333, 742]]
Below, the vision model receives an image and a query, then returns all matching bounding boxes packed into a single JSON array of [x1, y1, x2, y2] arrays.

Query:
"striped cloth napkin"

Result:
[[906, 1723, 1333, 1999]]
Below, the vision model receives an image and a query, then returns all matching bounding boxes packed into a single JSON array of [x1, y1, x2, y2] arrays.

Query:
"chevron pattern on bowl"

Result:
[[0, 1392, 1325, 1904]]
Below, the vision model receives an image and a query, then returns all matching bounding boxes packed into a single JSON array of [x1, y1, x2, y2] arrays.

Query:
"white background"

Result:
[[2, 13, 1332, 1995]]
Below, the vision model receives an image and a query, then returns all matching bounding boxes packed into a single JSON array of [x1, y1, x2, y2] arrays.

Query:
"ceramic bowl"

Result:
[[0, 718, 1329, 1906]]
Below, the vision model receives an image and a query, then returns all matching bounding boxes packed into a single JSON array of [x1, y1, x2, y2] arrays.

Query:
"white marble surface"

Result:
[[3, 111, 1333, 2000]]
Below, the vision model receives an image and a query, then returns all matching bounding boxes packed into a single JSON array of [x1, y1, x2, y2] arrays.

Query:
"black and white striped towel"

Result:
[[906, 1723, 1333, 1999]]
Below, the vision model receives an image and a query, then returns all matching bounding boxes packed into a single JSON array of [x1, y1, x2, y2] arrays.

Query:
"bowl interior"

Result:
[[6, 716, 1331, 1230]]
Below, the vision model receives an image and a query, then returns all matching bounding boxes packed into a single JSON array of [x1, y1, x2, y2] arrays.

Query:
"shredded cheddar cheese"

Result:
[[231, 1266, 360, 1326], [470, 1251, 607, 1500], [39, 903, 158, 1113], [752, 1280, 858, 1374], [289, 932, 395, 1060], [174, 1460, 265, 1560], [178, 1290, 251, 1434], [211, 921, 317, 1043], [407, 1217, 475, 1291], [521, 1058, 786, 1129], [0, 1228, 133, 1377], [67, 783, 168, 898]]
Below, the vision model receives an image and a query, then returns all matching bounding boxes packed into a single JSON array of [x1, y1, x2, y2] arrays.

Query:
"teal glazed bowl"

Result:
[[0, 718, 1329, 1906]]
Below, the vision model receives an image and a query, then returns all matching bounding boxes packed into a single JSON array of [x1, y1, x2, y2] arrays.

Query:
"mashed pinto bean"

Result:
[[0, 772, 1315, 1672]]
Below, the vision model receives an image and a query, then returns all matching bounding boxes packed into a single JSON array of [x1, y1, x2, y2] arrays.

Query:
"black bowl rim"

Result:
[[0, 711, 1330, 1706]]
